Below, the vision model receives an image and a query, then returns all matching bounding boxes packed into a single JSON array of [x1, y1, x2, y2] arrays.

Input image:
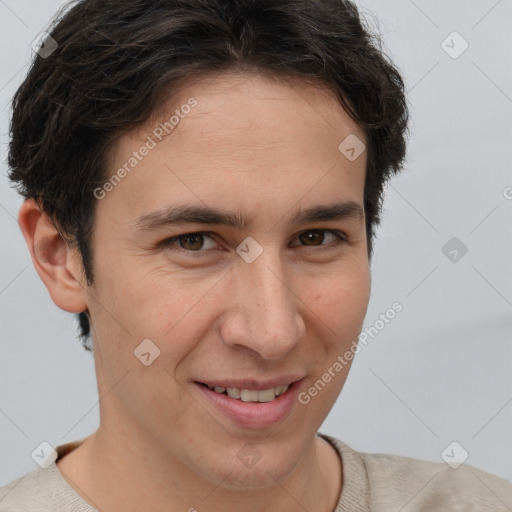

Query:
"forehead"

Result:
[[152, 71, 363, 145], [99, 72, 367, 228]]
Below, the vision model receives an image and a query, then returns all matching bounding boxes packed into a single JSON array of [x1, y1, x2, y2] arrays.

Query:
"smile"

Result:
[[194, 378, 303, 428], [201, 383, 290, 403]]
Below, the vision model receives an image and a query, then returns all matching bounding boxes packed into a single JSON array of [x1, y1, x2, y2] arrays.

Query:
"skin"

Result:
[[18, 72, 371, 512]]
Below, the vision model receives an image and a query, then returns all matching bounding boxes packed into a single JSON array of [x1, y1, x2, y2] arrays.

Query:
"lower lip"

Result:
[[194, 381, 302, 429]]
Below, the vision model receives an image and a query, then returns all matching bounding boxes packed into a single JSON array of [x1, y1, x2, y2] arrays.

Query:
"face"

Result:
[[86, 72, 370, 488]]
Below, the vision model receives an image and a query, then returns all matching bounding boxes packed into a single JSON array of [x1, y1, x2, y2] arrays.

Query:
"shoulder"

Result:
[[322, 434, 512, 511], [0, 439, 94, 512], [0, 467, 50, 511], [361, 449, 512, 511]]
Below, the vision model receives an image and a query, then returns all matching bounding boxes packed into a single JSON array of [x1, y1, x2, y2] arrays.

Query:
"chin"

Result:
[[196, 444, 302, 491], [217, 462, 294, 490]]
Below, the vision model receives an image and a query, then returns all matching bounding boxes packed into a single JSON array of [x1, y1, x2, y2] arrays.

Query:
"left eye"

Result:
[[291, 229, 343, 248], [162, 229, 345, 253]]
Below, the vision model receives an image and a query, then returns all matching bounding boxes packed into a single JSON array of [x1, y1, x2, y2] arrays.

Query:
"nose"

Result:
[[219, 253, 306, 361]]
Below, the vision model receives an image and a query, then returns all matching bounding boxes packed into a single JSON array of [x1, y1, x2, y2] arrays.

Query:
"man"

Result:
[[1, 0, 510, 510]]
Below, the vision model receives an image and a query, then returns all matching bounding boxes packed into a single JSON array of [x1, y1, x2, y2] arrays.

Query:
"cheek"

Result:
[[300, 262, 371, 340], [296, 267, 369, 414], [94, 259, 223, 364]]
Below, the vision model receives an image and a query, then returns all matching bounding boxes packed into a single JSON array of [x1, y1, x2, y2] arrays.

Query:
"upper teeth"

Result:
[[209, 385, 290, 402]]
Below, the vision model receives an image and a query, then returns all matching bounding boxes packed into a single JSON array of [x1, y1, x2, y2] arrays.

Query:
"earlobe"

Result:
[[17, 198, 89, 314]]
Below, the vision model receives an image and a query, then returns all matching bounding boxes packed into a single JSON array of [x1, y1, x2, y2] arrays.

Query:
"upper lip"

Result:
[[195, 375, 305, 390]]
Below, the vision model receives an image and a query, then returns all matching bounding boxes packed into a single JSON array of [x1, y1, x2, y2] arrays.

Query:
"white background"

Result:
[[1, 0, 511, 487]]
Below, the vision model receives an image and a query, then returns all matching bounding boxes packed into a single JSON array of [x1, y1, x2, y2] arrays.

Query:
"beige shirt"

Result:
[[1, 433, 511, 511]]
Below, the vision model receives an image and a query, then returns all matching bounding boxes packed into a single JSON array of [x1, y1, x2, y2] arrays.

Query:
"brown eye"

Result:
[[299, 230, 324, 246], [297, 230, 341, 247], [178, 233, 205, 250], [162, 232, 218, 253]]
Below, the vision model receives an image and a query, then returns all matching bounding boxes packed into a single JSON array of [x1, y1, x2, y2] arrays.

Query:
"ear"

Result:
[[17, 198, 89, 313]]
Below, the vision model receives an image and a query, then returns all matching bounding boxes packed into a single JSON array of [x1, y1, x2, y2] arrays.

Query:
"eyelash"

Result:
[[160, 229, 347, 257]]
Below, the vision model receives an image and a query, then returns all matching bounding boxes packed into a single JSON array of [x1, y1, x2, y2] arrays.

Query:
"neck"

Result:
[[57, 425, 342, 512]]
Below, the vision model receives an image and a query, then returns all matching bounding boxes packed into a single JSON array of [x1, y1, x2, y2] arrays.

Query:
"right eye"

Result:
[[161, 232, 220, 254]]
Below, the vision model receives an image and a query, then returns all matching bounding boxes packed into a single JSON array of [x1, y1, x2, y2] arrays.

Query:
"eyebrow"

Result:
[[132, 201, 364, 232]]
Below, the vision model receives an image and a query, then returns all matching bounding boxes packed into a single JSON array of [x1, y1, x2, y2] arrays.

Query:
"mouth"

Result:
[[193, 377, 304, 429], [196, 382, 291, 403]]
